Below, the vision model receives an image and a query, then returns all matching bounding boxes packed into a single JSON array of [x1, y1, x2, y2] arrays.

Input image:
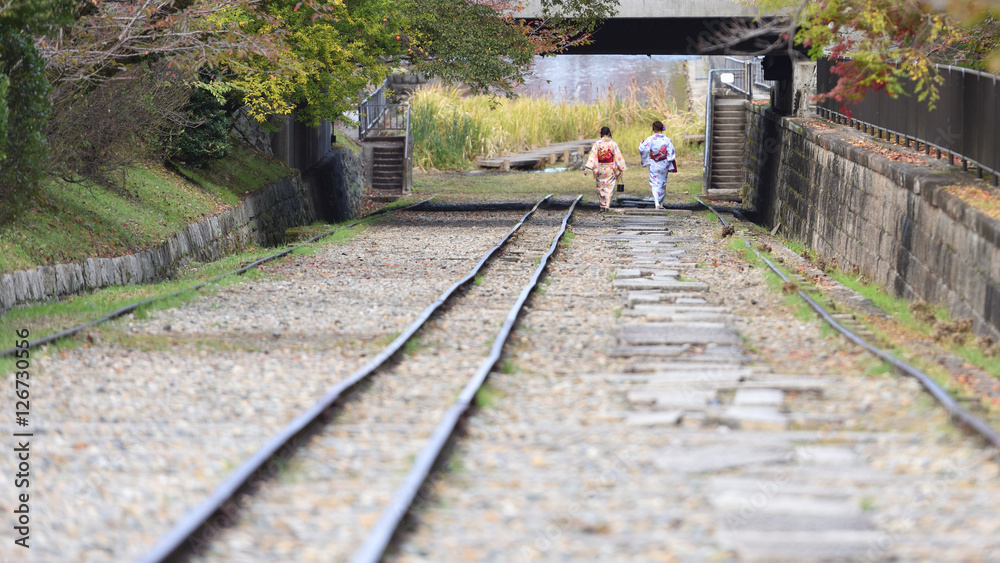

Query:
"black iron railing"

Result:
[[816, 58, 1000, 186], [711, 56, 776, 95], [358, 81, 388, 139], [703, 67, 750, 192]]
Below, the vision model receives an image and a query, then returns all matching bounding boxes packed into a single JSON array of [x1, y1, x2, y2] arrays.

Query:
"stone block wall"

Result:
[[0, 174, 316, 314], [303, 146, 365, 223], [744, 102, 1000, 339]]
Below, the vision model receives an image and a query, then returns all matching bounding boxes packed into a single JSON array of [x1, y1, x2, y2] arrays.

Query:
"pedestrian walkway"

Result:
[[392, 207, 1000, 562], [476, 139, 597, 170]]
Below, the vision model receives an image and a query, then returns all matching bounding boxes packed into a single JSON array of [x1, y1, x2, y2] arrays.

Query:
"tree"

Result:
[[746, 0, 1000, 109], [401, 0, 617, 96], [25, 0, 617, 181], [0, 0, 75, 32], [207, 0, 619, 125], [34, 0, 285, 183], [0, 0, 75, 219], [0, 31, 51, 219]]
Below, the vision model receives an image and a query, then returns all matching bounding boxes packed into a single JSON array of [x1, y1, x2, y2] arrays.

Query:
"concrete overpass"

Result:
[[519, 0, 783, 56]]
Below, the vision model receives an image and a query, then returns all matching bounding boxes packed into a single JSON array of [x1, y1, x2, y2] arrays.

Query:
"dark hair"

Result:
[[600, 126, 612, 137], [652, 121, 664, 132]]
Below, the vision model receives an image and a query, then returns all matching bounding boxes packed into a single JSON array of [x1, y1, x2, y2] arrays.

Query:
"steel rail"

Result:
[[352, 195, 583, 563], [696, 197, 1000, 450], [140, 194, 556, 563], [0, 199, 434, 359]]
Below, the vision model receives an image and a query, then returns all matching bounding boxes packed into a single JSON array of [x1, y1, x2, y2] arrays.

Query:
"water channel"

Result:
[[512, 54, 697, 106]]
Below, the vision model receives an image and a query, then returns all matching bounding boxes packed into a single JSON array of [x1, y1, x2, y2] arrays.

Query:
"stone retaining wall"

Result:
[[303, 146, 365, 223], [0, 173, 316, 314], [744, 102, 1000, 339]]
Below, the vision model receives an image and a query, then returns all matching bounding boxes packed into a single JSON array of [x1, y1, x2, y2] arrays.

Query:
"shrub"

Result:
[[0, 31, 51, 222], [169, 87, 234, 168], [409, 82, 704, 170], [0, 74, 9, 162], [46, 61, 190, 189]]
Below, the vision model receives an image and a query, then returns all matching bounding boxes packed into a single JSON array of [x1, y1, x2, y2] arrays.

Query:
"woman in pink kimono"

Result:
[[638, 121, 676, 209], [584, 126, 628, 211]]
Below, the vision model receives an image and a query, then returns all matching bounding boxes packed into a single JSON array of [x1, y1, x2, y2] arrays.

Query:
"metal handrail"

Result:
[[750, 57, 774, 92], [404, 104, 411, 163], [704, 68, 751, 193], [815, 59, 1000, 186], [358, 79, 389, 139], [716, 56, 775, 94], [816, 106, 1000, 185]]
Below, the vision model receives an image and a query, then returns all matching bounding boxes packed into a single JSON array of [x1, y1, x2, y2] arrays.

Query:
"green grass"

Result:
[[726, 238, 783, 294], [727, 237, 846, 340], [954, 343, 1000, 377], [411, 153, 702, 206], [864, 359, 894, 377], [475, 383, 504, 408], [783, 238, 809, 257], [0, 143, 293, 275], [403, 336, 427, 356], [0, 247, 279, 346], [828, 269, 918, 323], [0, 218, 372, 362], [171, 142, 295, 205], [826, 265, 1000, 378]]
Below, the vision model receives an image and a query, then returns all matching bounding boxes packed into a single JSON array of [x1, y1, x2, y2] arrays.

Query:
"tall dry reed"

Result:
[[410, 80, 703, 170]]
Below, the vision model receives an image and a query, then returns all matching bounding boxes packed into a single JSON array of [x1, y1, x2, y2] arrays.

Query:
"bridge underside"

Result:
[[551, 18, 793, 57]]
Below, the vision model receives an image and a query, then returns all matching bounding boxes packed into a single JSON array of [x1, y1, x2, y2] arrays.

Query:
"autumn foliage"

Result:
[[754, 0, 999, 109]]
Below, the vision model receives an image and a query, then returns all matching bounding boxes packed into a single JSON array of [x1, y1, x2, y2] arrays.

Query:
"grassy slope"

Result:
[[0, 142, 293, 275]]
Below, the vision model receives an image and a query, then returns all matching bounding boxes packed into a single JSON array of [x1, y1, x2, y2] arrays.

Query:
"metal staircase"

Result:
[[702, 59, 774, 202], [359, 83, 412, 198], [370, 138, 407, 194], [706, 98, 747, 200]]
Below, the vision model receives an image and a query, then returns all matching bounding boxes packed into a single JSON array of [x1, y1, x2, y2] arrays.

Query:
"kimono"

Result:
[[584, 137, 628, 209], [638, 133, 676, 205]]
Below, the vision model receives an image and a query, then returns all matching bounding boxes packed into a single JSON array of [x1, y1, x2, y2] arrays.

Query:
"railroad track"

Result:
[[11, 199, 1000, 562], [0, 199, 434, 359], [696, 197, 1000, 450], [140, 195, 582, 562]]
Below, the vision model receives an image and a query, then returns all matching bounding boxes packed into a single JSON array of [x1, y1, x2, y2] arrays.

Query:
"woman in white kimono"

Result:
[[638, 121, 676, 209]]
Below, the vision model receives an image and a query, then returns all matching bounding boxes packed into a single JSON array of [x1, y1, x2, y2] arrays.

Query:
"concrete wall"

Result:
[[744, 102, 1000, 339], [0, 174, 315, 314], [303, 147, 366, 223], [270, 115, 334, 173]]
